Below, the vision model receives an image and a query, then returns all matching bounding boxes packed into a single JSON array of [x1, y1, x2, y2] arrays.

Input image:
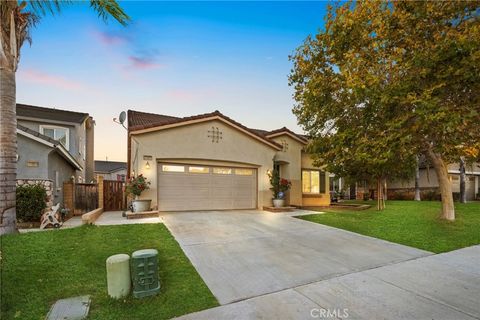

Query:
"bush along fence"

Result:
[[16, 179, 53, 208], [16, 182, 47, 225]]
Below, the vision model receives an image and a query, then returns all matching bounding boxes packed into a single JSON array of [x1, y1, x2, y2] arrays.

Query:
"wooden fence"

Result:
[[103, 180, 125, 211], [74, 183, 98, 214]]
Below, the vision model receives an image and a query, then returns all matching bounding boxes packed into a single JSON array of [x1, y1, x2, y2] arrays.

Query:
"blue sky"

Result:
[[17, 1, 329, 161]]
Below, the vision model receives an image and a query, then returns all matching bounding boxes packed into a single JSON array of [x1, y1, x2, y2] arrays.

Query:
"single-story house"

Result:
[[127, 109, 330, 211], [389, 162, 480, 201], [95, 160, 127, 182]]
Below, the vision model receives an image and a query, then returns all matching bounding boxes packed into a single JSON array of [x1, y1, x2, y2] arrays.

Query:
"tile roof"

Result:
[[265, 127, 309, 143], [127, 110, 180, 130], [95, 160, 127, 173], [128, 109, 284, 149], [16, 103, 89, 124]]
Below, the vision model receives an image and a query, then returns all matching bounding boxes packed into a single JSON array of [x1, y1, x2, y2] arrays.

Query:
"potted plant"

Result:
[[126, 174, 151, 212], [268, 169, 292, 207]]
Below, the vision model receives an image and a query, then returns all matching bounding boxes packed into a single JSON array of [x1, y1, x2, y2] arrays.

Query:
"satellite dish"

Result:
[[118, 111, 126, 125]]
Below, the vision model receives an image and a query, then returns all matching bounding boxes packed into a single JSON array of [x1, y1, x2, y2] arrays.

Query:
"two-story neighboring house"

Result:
[[16, 103, 95, 205]]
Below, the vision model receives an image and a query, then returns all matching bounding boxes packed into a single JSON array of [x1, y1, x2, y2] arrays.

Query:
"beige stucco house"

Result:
[[127, 110, 330, 211], [389, 162, 480, 201]]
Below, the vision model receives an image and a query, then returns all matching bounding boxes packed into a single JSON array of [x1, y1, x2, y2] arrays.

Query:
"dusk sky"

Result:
[[17, 1, 329, 161]]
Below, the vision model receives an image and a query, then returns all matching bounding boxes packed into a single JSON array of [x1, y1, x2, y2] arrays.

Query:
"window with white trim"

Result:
[[40, 125, 69, 149]]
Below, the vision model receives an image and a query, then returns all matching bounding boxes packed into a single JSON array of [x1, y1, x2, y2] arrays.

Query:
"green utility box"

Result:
[[131, 249, 160, 298]]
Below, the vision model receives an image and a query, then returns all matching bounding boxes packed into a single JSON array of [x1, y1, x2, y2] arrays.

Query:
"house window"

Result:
[[302, 170, 326, 194], [213, 168, 232, 174], [235, 168, 253, 176], [40, 125, 69, 149], [189, 166, 209, 174], [117, 174, 126, 182], [162, 165, 184, 172]]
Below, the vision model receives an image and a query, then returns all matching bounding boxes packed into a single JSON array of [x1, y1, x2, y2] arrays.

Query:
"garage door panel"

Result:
[[158, 163, 256, 211]]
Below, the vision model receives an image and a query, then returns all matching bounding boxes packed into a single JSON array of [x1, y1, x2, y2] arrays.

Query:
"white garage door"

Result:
[[157, 163, 257, 211]]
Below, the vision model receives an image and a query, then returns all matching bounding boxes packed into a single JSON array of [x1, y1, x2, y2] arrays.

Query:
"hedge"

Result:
[[16, 184, 47, 222]]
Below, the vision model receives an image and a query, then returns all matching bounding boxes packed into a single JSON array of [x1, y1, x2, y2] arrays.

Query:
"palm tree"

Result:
[[0, 1, 129, 235]]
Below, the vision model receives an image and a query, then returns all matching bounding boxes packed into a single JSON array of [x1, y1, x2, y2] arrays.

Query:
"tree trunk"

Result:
[[376, 178, 384, 211], [427, 150, 455, 221], [414, 156, 421, 201], [459, 157, 466, 203], [383, 178, 387, 204], [0, 68, 17, 234], [376, 179, 380, 210]]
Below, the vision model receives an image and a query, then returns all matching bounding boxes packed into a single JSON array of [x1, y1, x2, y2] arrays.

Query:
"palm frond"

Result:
[[89, 0, 130, 26], [25, 0, 130, 26], [25, 0, 64, 16]]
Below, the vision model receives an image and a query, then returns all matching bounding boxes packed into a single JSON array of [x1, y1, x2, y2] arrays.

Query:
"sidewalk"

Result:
[[176, 245, 480, 319]]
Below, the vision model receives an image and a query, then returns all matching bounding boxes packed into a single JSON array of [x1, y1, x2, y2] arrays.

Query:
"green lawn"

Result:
[[0, 224, 218, 319], [298, 200, 480, 253]]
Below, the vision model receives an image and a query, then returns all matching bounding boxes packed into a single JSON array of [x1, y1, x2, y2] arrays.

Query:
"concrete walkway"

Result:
[[177, 245, 480, 319], [95, 211, 162, 226], [162, 210, 431, 306]]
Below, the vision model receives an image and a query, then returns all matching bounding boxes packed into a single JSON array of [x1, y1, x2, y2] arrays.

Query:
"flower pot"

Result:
[[273, 199, 285, 208], [132, 199, 152, 213]]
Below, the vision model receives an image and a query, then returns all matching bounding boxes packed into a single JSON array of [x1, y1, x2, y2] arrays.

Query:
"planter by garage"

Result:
[[272, 199, 285, 208], [132, 199, 152, 213]]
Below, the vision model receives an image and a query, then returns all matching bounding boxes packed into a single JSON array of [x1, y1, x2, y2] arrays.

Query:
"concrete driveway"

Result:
[[162, 210, 431, 305]]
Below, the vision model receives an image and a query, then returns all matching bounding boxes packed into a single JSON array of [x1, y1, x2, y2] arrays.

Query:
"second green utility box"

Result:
[[131, 249, 160, 298]]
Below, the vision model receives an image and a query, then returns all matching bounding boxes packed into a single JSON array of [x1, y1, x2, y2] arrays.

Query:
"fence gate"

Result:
[[75, 183, 98, 214], [104, 180, 125, 211]]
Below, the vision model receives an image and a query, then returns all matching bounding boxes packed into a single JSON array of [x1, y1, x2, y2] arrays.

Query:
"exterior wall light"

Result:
[[145, 161, 151, 170]]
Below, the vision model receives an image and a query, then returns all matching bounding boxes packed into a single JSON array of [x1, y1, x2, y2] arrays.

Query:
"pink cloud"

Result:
[[18, 68, 85, 91], [127, 55, 162, 70], [92, 30, 129, 46]]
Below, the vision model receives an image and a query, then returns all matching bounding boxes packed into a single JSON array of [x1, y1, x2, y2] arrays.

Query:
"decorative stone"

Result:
[[106, 254, 131, 299]]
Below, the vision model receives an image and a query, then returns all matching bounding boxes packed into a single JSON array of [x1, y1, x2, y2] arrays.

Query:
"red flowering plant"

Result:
[[126, 174, 150, 198], [268, 169, 292, 199]]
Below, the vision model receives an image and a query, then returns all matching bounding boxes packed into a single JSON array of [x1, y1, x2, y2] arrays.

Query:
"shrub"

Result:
[[422, 190, 441, 201], [267, 169, 292, 199], [363, 192, 370, 201], [16, 184, 47, 222], [126, 174, 150, 197]]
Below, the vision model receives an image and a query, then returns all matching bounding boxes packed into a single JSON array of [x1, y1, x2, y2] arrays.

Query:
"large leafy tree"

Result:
[[0, 1, 129, 234], [290, 1, 480, 220]]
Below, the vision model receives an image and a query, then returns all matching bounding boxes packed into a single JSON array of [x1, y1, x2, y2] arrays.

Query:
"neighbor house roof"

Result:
[[264, 127, 308, 144], [16, 103, 89, 124], [16, 124, 82, 170], [128, 109, 308, 149], [95, 160, 127, 173]]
